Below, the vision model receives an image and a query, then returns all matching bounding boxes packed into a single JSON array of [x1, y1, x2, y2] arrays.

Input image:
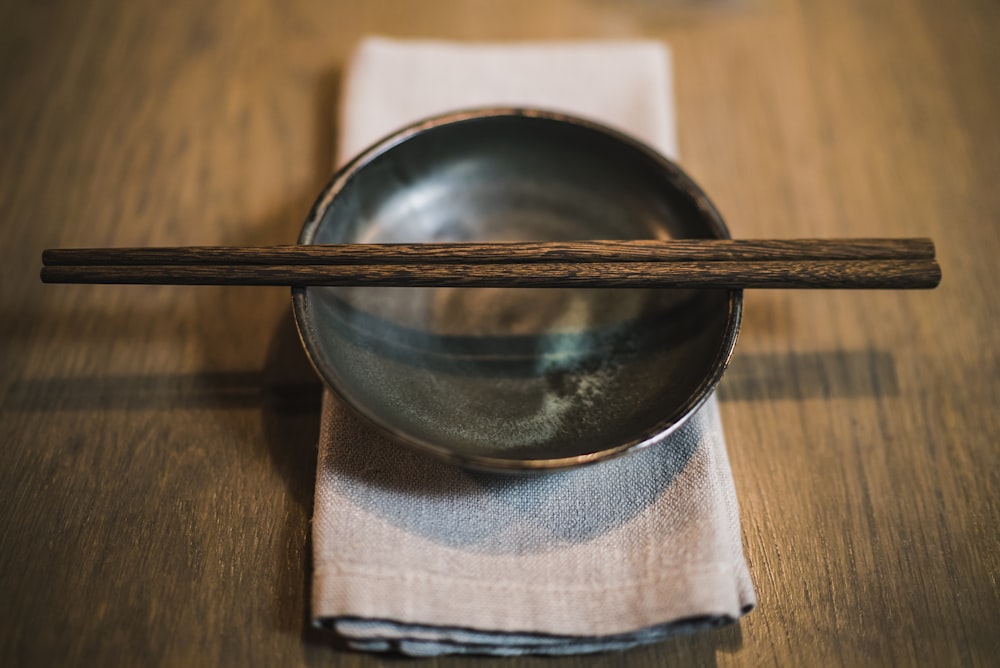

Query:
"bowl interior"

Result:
[[294, 112, 739, 469]]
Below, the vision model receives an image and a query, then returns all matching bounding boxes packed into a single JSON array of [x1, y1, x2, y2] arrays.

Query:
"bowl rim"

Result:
[[291, 107, 743, 472]]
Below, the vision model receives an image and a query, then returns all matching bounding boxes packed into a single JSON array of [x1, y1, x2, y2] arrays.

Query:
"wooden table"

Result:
[[2, 1, 997, 665]]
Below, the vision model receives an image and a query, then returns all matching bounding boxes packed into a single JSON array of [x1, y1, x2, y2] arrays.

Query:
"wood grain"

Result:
[[41, 237, 937, 265], [38, 259, 943, 289], [1, 0, 997, 666]]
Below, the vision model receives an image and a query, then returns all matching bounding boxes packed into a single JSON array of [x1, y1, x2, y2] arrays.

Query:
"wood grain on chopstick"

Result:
[[40, 259, 942, 289], [41, 237, 935, 266]]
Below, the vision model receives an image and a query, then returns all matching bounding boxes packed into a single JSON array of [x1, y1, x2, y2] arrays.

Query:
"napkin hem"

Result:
[[313, 561, 747, 637], [317, 613, 740, 657]]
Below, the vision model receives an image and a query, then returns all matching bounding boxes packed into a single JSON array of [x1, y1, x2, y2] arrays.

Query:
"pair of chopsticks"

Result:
[[40, 238, 941, 289]]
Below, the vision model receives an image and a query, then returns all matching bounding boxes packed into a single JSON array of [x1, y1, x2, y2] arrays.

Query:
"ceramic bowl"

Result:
[[292, 109, 741, 471]]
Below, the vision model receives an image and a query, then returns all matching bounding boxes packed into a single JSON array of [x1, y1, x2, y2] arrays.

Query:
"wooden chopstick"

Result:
[[41, 238, 935, 267], [40, 239, 941, 289]]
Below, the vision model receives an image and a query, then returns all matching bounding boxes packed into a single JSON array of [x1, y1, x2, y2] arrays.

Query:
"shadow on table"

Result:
[[3, 348, 899, 412], [718, 349, 899, 402]]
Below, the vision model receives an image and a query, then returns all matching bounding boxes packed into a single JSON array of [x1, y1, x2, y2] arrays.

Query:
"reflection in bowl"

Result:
[[293, 109, 741, 471]]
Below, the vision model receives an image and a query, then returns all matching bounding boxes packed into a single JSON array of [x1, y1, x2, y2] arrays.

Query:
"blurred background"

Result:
[[1, 1, 997, 666]]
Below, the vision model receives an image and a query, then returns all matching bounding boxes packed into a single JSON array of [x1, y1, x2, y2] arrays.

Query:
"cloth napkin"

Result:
[[311, 37, 756, 656]]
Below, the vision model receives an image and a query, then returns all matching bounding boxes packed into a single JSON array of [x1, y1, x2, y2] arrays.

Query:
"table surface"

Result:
[[2, 0, 997, 665]]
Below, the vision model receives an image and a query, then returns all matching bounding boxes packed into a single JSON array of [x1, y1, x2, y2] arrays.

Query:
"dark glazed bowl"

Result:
[[292, 109, 741, 471]]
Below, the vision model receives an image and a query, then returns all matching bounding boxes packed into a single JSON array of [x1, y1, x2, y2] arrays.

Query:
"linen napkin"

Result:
[[312, 37, 755, 656]]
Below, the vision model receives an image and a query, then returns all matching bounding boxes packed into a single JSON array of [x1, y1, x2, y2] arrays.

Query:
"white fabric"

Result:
[[338, 38, 677, 162], [312, 37, 755, 656]]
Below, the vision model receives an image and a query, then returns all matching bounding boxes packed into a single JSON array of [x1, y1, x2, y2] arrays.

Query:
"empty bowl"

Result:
[[292, 109, 741, 471]]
